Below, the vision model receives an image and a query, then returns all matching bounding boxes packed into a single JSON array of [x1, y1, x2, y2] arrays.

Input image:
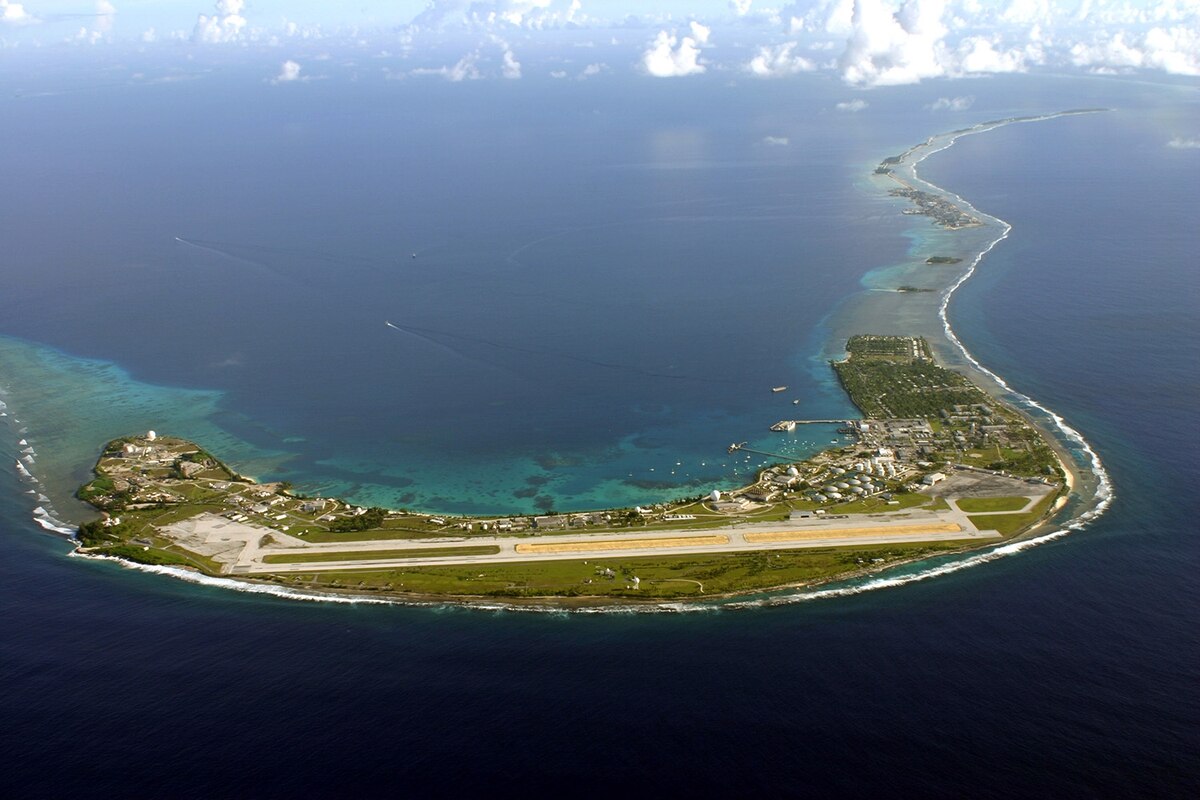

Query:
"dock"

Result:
[[770, 419, 851, 432]]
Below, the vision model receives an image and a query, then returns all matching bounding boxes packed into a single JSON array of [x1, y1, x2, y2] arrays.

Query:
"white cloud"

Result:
[[193, 0, 247, 43], [1167, 136, 1200, 149], [407, 0, 585, 32], [412, 51, 483, 81], [929, 95, 973, 111], [956, 34, 1035, 73], [1135, 25, 1198, 75], [501, 45, 522, 78], [689, 20, 711, 45], [762, 135, 790, 146], [831, 0, 1052, 86], [999, 0, 1052, 26], [746, 42, 815, 77], [731, 0, 754, 15], [410, 35, 522, 80], [641, 29, 706, 77], [836, 98, 869, 111], [72, 0, 115, 41], [579, 62, 607, 78], [838, 0, 949, 87], [273, 60, 302, 83], [549, 69, 568, 78], [1075, 25, 1195, 75], [1, 0, 35, 25], [1069, 31, 1144, 71], [141, 27, 157, 43]]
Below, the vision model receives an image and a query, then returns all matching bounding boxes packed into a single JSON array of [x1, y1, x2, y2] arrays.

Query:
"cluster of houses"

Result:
[[890, 186, 981, 229], [855, 404, 1037, 464]]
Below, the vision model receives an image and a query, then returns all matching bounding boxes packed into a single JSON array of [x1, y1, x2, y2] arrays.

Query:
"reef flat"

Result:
[[73, 336, 1065, 604]]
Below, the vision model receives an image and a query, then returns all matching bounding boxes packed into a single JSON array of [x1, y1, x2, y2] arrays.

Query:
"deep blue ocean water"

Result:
[[1, 66, 1197, 795]]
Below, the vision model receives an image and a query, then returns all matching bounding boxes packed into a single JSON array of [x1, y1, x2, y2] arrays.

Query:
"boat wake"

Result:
[[384, 320, 730, 385]]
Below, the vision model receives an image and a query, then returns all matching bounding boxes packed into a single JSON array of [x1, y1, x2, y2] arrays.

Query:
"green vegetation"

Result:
[[826, 492, 929, 514], [263, 545, 501, 565], [92, 544, 199, 568], [72, 344, 1067, 603], [969, 493, 1057, 535], [835, 356, 982, 418], [956, 496, 1030, 513], [267, 541, 972, 599], [844, 334, 930, 360], [833, 335, 1058, 478], [298, 526, 460, 543], [77, 517, 133, 547], [925, 256, 962, 265], [327, 507, 388, 532]]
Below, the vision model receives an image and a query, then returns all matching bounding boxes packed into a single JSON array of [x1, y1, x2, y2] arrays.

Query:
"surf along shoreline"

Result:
[[880, 109, 1110, 524], [43, 110, 1112, 610]]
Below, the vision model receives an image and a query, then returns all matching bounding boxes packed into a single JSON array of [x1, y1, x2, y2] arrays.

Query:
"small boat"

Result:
[[772, 386, 788, 393], [792, 399, 801, 405], [411, 252, 417, 259]]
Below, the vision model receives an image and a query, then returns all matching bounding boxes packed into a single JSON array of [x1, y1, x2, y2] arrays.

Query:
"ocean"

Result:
[[0, 65, 1197, 795]]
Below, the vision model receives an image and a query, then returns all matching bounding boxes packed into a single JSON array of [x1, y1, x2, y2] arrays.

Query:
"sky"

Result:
[[1, 1, 1198, 88]]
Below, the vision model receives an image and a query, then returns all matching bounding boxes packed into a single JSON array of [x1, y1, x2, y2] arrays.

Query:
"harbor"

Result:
[[769, 419, 852, 432]]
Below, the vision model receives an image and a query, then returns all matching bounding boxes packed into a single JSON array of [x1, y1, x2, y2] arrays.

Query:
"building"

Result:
[[533, 515, 568, 531]]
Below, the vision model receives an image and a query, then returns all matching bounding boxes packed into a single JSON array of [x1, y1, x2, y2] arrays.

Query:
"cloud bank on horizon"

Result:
[[3, 0, 1198, 87]]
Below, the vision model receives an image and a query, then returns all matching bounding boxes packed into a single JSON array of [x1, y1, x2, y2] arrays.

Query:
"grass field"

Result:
[[825, 493, 930, 514], [956, 496, 1030, 513], [262, 545, 501, 564], [262, 541, 974, 598], [968, 493, 1058, 535]]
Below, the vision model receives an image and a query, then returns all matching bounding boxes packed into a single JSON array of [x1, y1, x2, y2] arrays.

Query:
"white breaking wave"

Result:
[[710, 113, 1117, 611], [3, 402, 76, 539], [912, 117, 1114, 523], [9, 114, 1114, 615], [33, 506, 76, 536], [70, 551, 405, 606], [725, 528, 1075, 608], [68, 549, 711, 614]]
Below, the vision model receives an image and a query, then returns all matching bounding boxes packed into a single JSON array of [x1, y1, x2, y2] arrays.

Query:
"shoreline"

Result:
[[898, 113, 1111, 533], [20, 111, 1112, 610]]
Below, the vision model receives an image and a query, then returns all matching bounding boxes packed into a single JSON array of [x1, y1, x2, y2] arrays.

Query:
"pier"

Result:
[[727, 443, 796, 461], [770, 419, 852, 432]]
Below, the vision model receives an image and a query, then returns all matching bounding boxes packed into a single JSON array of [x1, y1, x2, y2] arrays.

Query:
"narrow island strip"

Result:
[[66, 111, 1112, 606], [73, 334, 1068, 605]]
